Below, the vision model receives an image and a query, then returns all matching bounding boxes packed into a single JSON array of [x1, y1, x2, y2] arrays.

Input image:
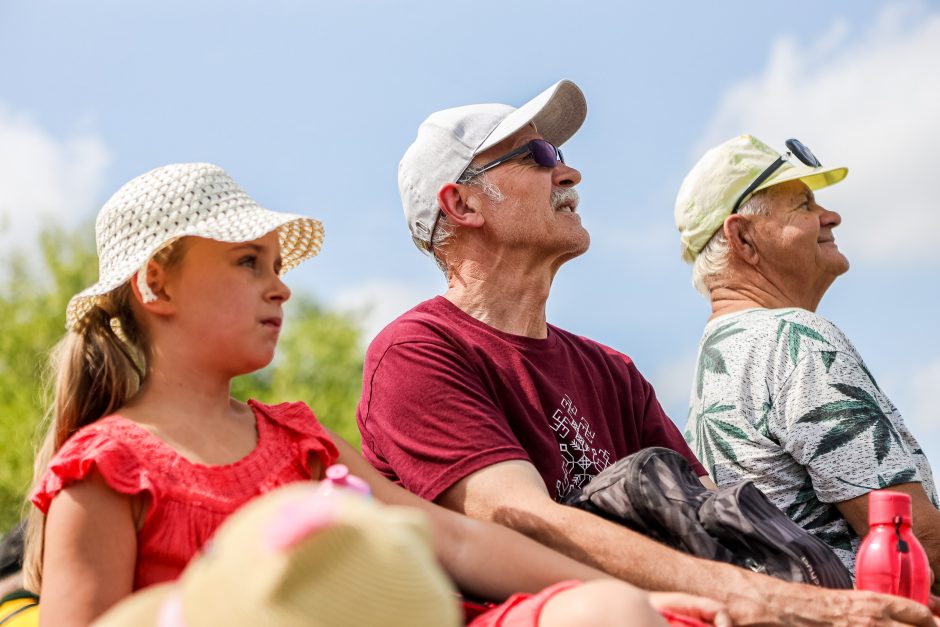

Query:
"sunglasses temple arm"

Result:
[[731, 156, 785, 214]]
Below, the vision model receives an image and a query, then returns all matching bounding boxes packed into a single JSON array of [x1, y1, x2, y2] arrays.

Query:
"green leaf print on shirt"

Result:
[[693, 402, 746, 478], [695, 322, 744, 397], [882, 468, 917, 487], [776, 319, 832, 365], [786, 476, 841, 530], [786, 477, 854, 552], [796, 383, 903, 463], [821, 351, 838, 373], [816, 528, 855, 553]]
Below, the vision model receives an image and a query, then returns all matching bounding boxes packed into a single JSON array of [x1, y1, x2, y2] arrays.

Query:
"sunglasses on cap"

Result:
[[458, 139, 564, 183], [731, 138, 822, 214]]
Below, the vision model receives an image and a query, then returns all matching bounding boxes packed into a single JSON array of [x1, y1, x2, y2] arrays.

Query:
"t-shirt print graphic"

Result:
[[551, 393, 612, 499]]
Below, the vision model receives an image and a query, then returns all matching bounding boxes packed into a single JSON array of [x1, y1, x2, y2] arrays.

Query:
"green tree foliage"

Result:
[[0, 226, 97, 536], [0, 226, 365, 535], [232, 297, 365, 447]]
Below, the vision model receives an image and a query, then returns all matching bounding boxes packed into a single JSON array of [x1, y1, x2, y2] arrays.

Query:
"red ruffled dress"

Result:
[[30, 400, 339, 590]]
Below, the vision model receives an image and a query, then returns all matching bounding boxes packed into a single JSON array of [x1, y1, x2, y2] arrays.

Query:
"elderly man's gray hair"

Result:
[[690, 189, 771, 297]]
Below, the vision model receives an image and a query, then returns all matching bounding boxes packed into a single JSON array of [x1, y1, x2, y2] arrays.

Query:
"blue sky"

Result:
[[2, 1, 939, 460]]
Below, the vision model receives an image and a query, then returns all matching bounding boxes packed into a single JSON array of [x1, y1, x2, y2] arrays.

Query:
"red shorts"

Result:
[[467, 580, 581, 627]]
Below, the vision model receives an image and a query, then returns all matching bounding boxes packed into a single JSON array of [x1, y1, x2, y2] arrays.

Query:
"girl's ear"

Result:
[[724, 215, 760, 266], [130, 259, 175, 316], [437, 183, 485, 229]]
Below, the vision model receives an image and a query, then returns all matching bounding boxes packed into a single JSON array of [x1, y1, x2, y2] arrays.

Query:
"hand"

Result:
[[730, 587, 940, 626], [649, 592, 731, 627], [928, 594, 940, 617]]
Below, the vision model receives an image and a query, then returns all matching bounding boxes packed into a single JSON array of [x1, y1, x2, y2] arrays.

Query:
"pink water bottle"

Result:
[[316, 464, 371, 498], [855, 491, 930, 604]]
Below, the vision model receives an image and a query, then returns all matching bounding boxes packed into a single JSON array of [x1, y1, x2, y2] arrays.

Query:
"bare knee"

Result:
[[538, 580, 666, 627]]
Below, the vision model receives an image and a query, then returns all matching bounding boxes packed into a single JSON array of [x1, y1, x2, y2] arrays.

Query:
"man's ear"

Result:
[[437, 183, 485, 229], [723, 215, 760, 266], [130, 259, 175, 317]]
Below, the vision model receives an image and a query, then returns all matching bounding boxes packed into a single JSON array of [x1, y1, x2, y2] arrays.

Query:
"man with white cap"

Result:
[[676, 134, 940, 581], [357, 83, 938, 625]]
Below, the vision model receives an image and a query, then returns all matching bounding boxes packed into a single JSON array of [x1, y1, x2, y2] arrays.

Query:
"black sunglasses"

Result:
[[731, 138, 822, 214], [459, 139, 564, 182]]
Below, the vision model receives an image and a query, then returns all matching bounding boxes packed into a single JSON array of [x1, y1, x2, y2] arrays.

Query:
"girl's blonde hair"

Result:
[[23, 242, 186, 592]]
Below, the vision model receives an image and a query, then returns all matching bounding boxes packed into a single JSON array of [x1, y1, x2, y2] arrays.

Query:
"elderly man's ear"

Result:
[[437, 183, 486, 229], [723, 215, 760, 266]]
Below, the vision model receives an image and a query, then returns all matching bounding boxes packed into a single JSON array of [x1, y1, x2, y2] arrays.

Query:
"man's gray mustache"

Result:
[[552, 188, 580, 211]]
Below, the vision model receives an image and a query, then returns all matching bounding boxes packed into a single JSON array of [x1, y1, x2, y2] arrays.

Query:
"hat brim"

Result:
[[477, 79, 586, 153], [65, 212, 323, 331], [754, 162, 848, 198], [92, 583, 174, 627]]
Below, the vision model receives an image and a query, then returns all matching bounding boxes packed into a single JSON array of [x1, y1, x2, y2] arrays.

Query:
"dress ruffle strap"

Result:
[[248, 400, 339, 477], [30, 423, 157, 514]]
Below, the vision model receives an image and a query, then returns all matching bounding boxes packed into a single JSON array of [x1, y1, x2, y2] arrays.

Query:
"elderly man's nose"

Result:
[[553, 163, 581, 187], [819, 204, 842, 227]]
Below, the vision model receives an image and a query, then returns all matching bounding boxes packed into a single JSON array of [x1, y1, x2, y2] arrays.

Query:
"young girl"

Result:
[[24, 163, 725, 627]]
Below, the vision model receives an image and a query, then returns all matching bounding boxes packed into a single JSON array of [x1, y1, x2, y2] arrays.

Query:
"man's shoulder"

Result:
[[768, 308, 855, 353], [550, 324, 637, 368], [708, 308, 850, 347], [367, 296, 462, 355]]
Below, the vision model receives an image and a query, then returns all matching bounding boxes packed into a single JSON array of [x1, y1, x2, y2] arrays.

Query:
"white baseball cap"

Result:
[[398, 80, 587, 252]]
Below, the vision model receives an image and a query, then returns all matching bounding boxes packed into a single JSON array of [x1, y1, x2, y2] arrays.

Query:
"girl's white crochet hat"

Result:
[[66, 163, 324, 330]]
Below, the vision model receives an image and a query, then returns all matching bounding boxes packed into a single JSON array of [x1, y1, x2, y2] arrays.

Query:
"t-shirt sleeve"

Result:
[[30, 427, 156, 514], [772, 350, 923, 503], [359, 340, 531, 501], [628, 361, 708, 477]]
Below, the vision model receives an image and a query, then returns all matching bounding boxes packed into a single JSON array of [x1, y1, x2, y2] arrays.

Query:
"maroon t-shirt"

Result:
[[358, 297, 705, 502]]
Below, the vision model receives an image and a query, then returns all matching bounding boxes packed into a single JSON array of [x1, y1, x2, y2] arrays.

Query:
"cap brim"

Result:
[[756, 162, 849, 196], [477, 79, 586, 153]]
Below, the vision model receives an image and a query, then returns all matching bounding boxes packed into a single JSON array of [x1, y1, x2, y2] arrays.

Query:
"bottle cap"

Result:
[[869, 490, 912, 526], [321, 464, 372, 497]]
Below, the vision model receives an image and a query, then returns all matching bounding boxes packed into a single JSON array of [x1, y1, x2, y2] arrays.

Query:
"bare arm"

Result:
[[837, 483, 940, 591], [39, 471, 137, 627], [440, 459, 938, 626], [328, 431, 608, 600]]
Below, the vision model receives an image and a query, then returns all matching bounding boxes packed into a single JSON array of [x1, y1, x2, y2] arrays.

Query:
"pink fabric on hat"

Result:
[[265, 495, 338, 550], [157, 593, 185, 627]]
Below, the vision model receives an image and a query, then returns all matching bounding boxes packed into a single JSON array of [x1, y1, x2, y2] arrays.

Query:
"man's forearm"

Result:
[[492, 498, 761, 600], [487, 499, 898, 625]]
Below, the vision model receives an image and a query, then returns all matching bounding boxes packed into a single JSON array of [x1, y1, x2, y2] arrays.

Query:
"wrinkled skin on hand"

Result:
[[726, 587, 939, 627]]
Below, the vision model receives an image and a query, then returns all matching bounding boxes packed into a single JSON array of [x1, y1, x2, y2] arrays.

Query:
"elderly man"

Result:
[[357, 82, 936, 625], [676, 134, 940, 580]]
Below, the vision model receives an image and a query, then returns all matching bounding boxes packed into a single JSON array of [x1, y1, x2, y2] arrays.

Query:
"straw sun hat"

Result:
[[92, 483, 461, 627], [65, 162, 324, 331]]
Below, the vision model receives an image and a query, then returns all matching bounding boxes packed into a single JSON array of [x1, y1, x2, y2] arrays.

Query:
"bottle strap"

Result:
[[894, 515, 913, 598], [894, 515, 909, 553]]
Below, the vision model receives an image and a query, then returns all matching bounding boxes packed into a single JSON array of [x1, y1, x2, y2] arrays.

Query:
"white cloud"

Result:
[[0, 103, 110, 246], [697, 3, 940, 264], [331, 279, 438, 344]]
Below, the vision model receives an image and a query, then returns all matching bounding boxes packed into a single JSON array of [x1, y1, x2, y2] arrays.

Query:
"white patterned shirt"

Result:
[[685, 307, 937, 576]]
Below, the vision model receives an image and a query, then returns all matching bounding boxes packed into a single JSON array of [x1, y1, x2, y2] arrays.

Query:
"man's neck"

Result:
[[444, 258, 553, 338], [708, 267, 822, 321]]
